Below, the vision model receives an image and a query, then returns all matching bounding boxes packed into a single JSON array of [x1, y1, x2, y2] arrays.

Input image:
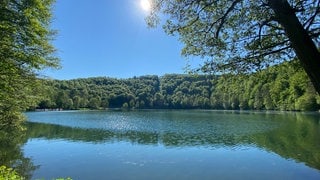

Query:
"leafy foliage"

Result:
[[0, 0, 59, 130], [37, 61, 319, 111], [147, 0, 320, 94], [0, 165, 24, 180], [148, 0, 319, 71]]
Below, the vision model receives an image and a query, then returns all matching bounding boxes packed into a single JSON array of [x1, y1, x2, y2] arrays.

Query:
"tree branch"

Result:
[[215, 0, 241, 38], [258, 18, 275, 48], [303, 0, 320, 31], [248, 46, 291, 60]]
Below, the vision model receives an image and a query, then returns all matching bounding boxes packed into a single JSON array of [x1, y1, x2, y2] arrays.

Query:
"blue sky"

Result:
[[44, 0, 199, 80]]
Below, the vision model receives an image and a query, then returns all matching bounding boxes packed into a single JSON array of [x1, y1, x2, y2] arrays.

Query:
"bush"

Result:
[[0, 165, 23, 180], [295, 94, 319, 111]]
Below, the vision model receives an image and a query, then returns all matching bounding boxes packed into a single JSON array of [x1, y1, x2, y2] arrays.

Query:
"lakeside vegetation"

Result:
[[1, 0, 320, 179], [36, 61, 320, 111], [0, 0, 59, 132]]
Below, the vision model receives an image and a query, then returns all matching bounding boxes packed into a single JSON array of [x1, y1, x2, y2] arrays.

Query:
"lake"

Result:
[[6, 110, 320, 179]]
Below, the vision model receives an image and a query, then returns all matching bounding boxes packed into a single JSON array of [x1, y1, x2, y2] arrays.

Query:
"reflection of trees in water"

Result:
[[0, 128, 37, 180], [253, 113, 320, 170], [26, 113, 320, 170]]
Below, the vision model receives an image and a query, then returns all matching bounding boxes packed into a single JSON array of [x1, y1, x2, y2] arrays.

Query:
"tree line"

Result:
[[36, 61, 320, 111]]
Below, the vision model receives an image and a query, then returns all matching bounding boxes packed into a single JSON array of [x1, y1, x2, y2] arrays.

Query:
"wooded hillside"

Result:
[[36, 61, 320, 111]]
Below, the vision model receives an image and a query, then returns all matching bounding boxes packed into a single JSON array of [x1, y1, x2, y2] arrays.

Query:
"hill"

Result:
[[35, 61, 320, 111]]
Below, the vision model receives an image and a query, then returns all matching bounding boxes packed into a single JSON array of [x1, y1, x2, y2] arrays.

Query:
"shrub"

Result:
[[0, 165, 23, 180]]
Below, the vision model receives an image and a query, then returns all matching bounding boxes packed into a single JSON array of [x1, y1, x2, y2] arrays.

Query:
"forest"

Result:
[[36, 61, 320, 111]]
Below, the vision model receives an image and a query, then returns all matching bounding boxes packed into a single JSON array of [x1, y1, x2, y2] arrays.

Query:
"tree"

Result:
[[0, 0, 59, 130], [147, 0, 320, 94], [56, 91, 69, 109], [88, 97, 100, 109]]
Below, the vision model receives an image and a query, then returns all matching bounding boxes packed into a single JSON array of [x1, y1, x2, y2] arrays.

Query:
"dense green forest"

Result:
[[36, 61, 320, 111]]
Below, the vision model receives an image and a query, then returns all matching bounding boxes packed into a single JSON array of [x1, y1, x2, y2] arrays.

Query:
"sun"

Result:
[[140, 0, 151, 12]]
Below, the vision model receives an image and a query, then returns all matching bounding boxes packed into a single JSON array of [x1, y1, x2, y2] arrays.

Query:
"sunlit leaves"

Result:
[[0, 166, 23, 180], [148, 0, 319, 74], [0, 0, 58, 130]]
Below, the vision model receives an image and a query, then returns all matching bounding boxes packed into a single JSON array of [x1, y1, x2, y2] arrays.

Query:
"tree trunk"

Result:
[[268, 0, 320, 95]]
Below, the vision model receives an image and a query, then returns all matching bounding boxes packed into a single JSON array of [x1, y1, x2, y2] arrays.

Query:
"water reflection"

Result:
[[25, 111, 320, 170], [0, 128, 37, 179], [253, 113, 320, 170]]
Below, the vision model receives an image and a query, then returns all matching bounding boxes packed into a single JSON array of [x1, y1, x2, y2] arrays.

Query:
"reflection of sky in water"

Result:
[[23, 110, 320, 179], [24, 138, 320, 180]]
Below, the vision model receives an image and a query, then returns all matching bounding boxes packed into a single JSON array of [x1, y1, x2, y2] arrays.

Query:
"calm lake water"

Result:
[[15, 110, 320, 179]]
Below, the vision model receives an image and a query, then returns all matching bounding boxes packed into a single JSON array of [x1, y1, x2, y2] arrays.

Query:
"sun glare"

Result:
[[140, 0, 151, 12]]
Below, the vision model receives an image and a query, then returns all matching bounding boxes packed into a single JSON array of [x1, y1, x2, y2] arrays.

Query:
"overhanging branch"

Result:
[[215, 0, 241, 38]]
